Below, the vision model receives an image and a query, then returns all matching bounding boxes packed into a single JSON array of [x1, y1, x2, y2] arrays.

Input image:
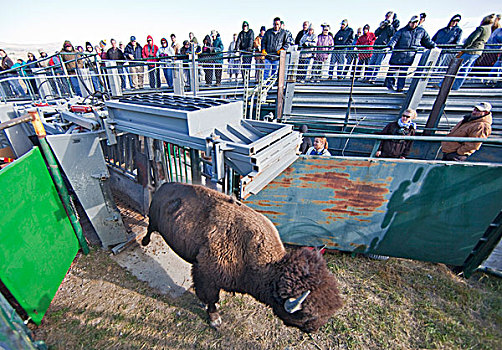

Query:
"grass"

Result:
[[31, 247, 502, 350]]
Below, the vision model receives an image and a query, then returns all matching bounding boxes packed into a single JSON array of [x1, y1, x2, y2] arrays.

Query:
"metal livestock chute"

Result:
[[105, 94, 301, 198]]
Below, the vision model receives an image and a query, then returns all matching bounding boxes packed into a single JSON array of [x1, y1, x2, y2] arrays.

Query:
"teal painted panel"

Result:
[[245, 157, 502, 266], [0, 147, 79, 324]]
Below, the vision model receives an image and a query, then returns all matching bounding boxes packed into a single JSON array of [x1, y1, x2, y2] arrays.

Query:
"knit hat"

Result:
[[341, 19, 348, 25], [99, 39, 106, 47], [260, 26, 266, 32], [85, 41, 92, 47], [363, 24, 370, 30], [474, 102, 492, 112], [130, 36, 136, 41], [242, 21, 249, 28]]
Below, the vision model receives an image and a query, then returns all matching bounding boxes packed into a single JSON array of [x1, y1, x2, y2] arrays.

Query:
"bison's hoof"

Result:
[[209, 314, 222, 328], [141, 236, 150, 246]]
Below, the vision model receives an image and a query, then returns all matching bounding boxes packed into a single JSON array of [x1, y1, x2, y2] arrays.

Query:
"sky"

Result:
[[0, 0, 499, 52]]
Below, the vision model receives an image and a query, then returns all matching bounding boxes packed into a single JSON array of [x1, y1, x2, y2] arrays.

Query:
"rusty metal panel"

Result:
[[245, 157, 502, 266]]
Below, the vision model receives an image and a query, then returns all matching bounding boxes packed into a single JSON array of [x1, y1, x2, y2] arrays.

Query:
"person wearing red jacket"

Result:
[[355, 24, 376, 80], [142, 35, 160, 88]]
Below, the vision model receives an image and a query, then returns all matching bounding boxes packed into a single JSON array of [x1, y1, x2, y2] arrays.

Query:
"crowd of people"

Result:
[[1, 11, 502, 97]]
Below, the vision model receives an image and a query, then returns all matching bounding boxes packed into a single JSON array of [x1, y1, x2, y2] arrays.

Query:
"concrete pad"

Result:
[[112, 234, 192, 298]]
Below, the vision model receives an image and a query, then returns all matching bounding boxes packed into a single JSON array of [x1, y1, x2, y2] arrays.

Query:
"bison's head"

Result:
[[271, 247, 343, 333]]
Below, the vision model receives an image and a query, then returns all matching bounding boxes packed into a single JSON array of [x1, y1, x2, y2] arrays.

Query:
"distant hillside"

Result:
[[0, 41, 60, 60]]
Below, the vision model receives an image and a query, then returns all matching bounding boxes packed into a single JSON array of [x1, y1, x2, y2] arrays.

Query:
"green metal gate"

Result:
[[0, 147, 80, 324]]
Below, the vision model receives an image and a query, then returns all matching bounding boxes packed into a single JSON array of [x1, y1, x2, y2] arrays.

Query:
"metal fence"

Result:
[[1, 45, 501, 102]]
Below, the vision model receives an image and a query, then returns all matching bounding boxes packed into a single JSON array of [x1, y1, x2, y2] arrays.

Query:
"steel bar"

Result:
[[305, 133, 502, 144]]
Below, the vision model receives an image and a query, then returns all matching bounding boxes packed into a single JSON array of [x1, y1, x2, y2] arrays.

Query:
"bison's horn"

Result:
[[284, 290, 311, 313]]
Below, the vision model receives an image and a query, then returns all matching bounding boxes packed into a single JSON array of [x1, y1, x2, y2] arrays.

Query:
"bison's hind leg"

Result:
[[141, 224, 155, 246], [192, 263, 222, 328]]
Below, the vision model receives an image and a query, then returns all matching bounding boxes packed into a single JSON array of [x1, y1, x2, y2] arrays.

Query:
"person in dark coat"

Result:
[[431, 15, 463, 81], [211, 30, 224, 86], [375, 109, 417, 158], [25, 52, 39, 94], [201, 35, 213, 85], [107, 38, 126, 89], [295, 21, 310, 45], [384, 15, 435, 92], [299, 124, 312, 154], [124, 36, 144, 89], [432, 15, 463, 46], [235, 21, 255, 79], [365, 13, 396, 82], [261, 17, 290, 79], [329, 19, 354, 79]]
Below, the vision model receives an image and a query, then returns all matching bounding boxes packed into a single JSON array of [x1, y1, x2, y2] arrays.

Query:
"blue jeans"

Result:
[[162, 64, 173, 87], [116, 66, 126, 89], [328, 50, 346, 77], [10, 78, 26, 96], [366, 52, 386, 80], [489, 59, 502, 78], [450, 53, 480, 90], [264, 59, 279, 80], [384, 64, 410, 91], [69, 75, 82, 96]]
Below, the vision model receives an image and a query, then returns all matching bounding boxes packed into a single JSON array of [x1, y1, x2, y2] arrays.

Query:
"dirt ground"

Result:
[[29, 201, 502, 350]]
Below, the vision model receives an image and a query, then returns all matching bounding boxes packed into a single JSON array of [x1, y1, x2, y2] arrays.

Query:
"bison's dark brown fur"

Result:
[[142, 182, 343, 332]]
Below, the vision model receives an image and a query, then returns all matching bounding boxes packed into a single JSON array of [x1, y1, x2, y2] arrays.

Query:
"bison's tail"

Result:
[[142, 224, 154, 246]]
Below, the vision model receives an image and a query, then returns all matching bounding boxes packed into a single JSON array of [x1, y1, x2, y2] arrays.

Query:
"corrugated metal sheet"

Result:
[[245, 156, 502, 267]]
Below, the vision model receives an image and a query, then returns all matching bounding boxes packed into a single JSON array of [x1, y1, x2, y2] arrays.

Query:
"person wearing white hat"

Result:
[[312, 23, 334, 82], [384, 15, 435, 92], [441, 102, 493, 161]]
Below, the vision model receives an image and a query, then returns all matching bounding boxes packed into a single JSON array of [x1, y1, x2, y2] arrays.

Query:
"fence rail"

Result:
[[1, 45, 501, 102]]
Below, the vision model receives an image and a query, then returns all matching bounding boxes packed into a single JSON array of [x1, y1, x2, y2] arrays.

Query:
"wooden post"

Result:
[[423, 57, 463, 136]]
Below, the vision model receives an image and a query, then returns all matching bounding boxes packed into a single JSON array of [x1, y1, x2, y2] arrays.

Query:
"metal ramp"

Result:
[[105, 94, 301, 198]]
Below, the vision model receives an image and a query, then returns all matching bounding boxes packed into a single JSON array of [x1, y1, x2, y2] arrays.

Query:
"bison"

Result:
[[142, 182, 343, 332]]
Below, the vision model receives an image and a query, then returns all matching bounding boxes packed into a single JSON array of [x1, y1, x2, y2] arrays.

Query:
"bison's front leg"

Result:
[[192, 263, 222, 327]]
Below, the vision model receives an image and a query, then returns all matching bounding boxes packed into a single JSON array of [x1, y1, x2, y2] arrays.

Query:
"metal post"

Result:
[[243, 70, 250, 118], [255, 69, 264, 120], [190, 149, 202, 184], [190, 44, 199, 96], [343, 58, 358, 131], [276, 50, 287, 121], [423, 57, 463, 136], [286, 47, 300, 82], [58, 53, 74, 98], [104, 61, 123, 97], [173, 61, 184, 96], [399, 48, 441, 114]]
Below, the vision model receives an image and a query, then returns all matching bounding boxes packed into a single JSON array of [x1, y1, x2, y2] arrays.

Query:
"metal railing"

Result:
[[2, 45, 501, 102]]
